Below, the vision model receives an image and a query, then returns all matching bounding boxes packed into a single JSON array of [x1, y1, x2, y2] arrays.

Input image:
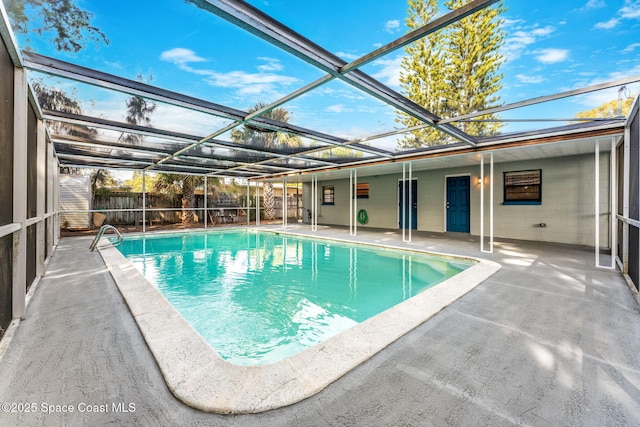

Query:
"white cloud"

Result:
[[621, 1, 640, 18], [160, 48, 299, 101], [572, 64, 640, 107], [623, 42, 640, 53], [256, 57, 283, 72], [594, 1, 640, 29], [384, 20, 400, 34], [326, 104, 348, 113], [595, 18, 620, 29], [371, 56, 403, 88], [502, 26, 555, 61], [160, 48, 206, 64], [535, 48, 569, 64], [516, 74, 545, 84], [584, 0, 606, 9], [531, 26, 555, 37], [336, 51, 360, 61]]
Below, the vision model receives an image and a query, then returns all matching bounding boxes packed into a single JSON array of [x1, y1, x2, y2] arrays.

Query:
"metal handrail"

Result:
[[89, 225, 124, 251]]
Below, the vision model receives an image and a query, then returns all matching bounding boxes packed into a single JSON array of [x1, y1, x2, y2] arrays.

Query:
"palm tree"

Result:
[[231, 103, 300, 220], [153, 174, 219, 225]]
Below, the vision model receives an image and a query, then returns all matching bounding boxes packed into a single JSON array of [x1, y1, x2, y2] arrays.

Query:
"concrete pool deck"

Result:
[[1, 225, 639, 425]]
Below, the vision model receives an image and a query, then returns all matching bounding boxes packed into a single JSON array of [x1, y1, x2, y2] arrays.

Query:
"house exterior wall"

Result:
[[302, 153, 611, 247]]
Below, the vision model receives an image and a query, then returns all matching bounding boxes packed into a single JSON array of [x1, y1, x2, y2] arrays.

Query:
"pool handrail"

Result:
[[89, 224, 124, 251]]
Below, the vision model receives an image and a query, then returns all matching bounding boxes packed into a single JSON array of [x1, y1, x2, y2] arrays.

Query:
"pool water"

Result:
[[116, 230, 474, 365]]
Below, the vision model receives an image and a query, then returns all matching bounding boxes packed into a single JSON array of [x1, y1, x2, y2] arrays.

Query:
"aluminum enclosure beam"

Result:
[[193, 0, 482, 146]]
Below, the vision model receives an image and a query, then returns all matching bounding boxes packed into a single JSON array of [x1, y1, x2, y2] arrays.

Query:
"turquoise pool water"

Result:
[[116, 230, 474, 365]]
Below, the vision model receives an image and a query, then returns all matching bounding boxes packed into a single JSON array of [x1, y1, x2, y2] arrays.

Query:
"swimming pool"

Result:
[[115, 230, 474, 366], [99, 227, 500, 413]]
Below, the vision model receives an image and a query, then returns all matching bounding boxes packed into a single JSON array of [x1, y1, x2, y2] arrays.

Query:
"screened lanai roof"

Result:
[[3, 0, 639, 179]]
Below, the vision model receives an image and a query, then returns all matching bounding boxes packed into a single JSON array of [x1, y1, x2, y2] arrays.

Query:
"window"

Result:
[[354, 183, 369, 199], [322, 186, 334, 205], [504, 170, 541, 204]]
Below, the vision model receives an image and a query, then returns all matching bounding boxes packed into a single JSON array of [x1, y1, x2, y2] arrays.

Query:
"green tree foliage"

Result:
[[118, 74, 157, 144], [123, 172, 160, 193], [231, 102, 301, 220], [397, 0, 505, 148], [5, 0, 108, 52], [153, 174, 204, 225], [398, 0, 446, 147], [32, 81, 96, 138], [574, 97, 636, 119]]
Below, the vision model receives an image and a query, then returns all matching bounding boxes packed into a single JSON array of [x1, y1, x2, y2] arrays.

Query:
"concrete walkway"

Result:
[[0, 226, 639, 426]]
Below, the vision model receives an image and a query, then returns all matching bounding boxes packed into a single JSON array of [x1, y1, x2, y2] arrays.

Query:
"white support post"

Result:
[[53, 159, 60, 245], [311, 174, 318, 232], [36, 119, 46, 277], [610, 137, 617, 270], [402, 163, 406, 242], [402, 162, 412, 242], [12, 67, 27, 320], [622, 128, 630, 272], [354, 169, 358, 236], [480, 153, 484, 252], [204, 176, 208, 229], [349, 170, 353, 234], [408, 162, 412, 242], [46, 139, 54, 256], [246, 180, 250, 226], [349, 169, 358, 236], [256, 182, 260, 226], [489, 152, 494, 253], [142, 171, 146, 233], [595, 140, 600, 267], [282, 178, 287, 228]]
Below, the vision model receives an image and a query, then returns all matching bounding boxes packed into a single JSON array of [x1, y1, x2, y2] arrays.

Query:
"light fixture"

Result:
[[478, 177, 482, 185]]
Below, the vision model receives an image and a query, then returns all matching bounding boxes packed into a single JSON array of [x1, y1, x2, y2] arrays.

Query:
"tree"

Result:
[[152, 174, 220, 225], [153, 174, 202, 225], [443, 0, 505, 136], [32, 81, 97, 139], [397, 0, 447, 148], [231, 103, 301, 220], [6, 0, 108, 52], [574, 97, 636, 120], [118, 74, 157, 144], [397, 0, 505, 148]]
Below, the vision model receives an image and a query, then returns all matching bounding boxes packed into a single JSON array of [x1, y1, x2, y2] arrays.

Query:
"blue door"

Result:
[[446, 176, 470, 232], [398, 180, 417, 229]]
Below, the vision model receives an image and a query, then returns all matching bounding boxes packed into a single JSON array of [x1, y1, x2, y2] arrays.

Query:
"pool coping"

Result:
[[98, 228, 501, 414]]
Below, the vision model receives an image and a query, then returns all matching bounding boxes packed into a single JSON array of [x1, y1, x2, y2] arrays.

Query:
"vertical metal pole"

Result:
[[354, 169, 358, 236], [595, 140, 600, 267], [282, 178, 287, 228], [480, 153, 485, 252], [36, 119, 46, 277], [13, 67, 27, 319], [610, 138, 617, 269], [256, 182, 260, 226], [489, 152, 494, 253], [622, 127, 630, 272], [349, 170, 354, 236], [402, 163, 406, 242], [204, 176, 208, 229], [247, 180, 250, 226], [311, 174, 318, 232], [142, 170, 146, 233], [408, 162, 412, 242]]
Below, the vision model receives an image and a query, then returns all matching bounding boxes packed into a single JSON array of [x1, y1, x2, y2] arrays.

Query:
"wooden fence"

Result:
[[92, 193, 302, 226]]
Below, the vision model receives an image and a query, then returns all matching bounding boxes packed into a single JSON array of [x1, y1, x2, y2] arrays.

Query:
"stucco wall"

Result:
[[302, 153, 611, 247]]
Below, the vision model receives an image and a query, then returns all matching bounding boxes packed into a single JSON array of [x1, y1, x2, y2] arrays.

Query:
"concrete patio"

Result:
[[0, 226, 639, 426]]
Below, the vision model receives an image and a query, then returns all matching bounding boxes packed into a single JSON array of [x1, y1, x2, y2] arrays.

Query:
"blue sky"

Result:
[[8, 0, 640, 150]]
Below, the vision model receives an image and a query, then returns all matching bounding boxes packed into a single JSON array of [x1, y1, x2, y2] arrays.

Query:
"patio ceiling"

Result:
[[5, 0, 638, 180]]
